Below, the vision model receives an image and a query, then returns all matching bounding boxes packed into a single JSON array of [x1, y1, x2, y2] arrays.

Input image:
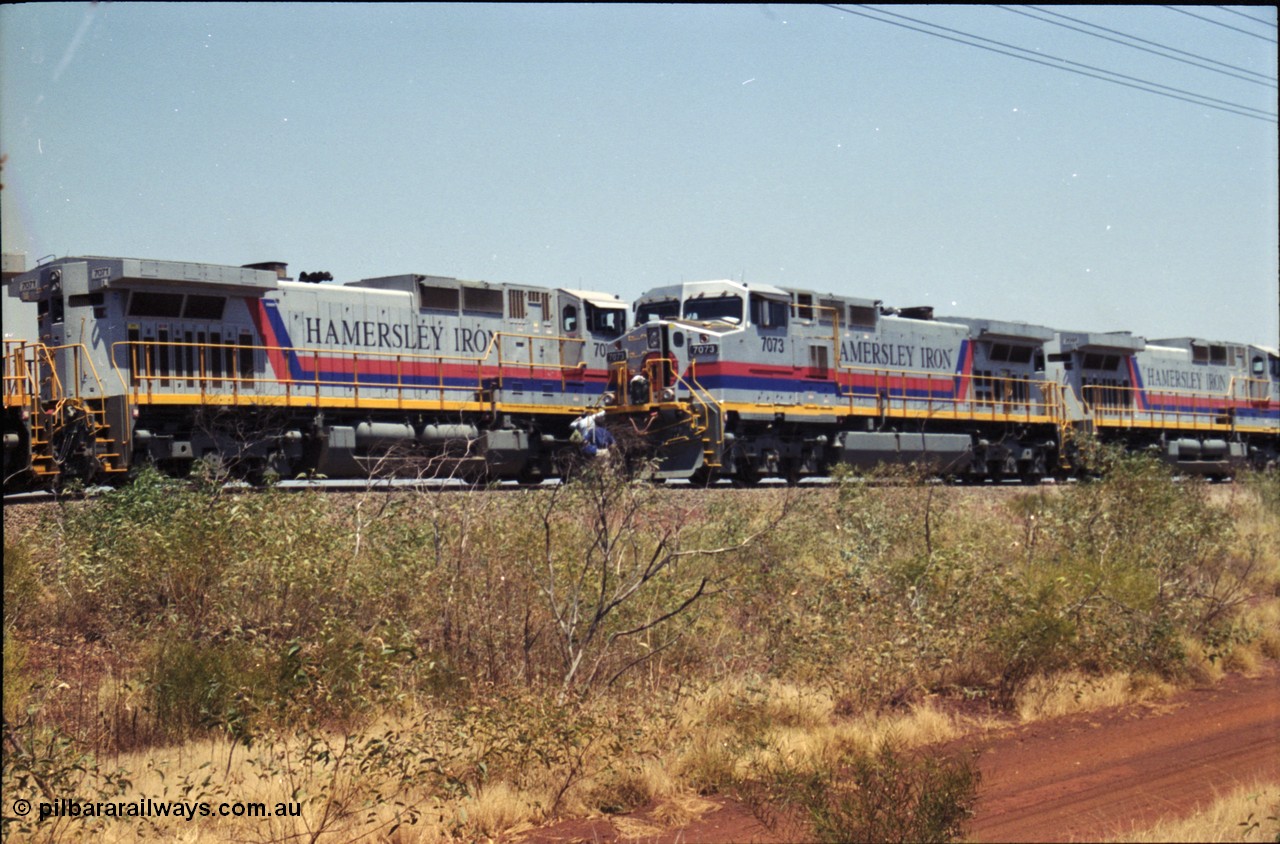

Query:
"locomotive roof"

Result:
[[2, 252, 25, 278], [1054, 330, 1146, 353], [346, 275, 624, 309], [945, 316, 1056, 343], [783, 287, 880, 310], [558, 288, 627, 309], [635, 279, 790, 303], [1151, 336, 1251, 349], [15, 255, 280, 294]]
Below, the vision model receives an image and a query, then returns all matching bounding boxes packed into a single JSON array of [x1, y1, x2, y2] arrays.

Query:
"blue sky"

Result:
[[3, 3, 1276, 347]]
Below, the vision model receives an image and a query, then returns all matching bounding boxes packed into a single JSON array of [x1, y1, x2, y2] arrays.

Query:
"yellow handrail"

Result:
[[1083, 382, 1251, 432], [831, 362, 1058, 423], [2, 340, 40, 408]]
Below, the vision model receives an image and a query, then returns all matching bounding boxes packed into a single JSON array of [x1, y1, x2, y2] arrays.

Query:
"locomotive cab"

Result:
[[1252, 346, 1280, 404], [616, 280, 793, 407], [558, 290, 627, 353]]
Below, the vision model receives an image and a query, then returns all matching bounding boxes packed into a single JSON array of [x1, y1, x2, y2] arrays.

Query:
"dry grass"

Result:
[[7, 468, 1278, 843], [1230, 478, 1280, 586], [650, 792, 719, 828], [8, 673, 1092, 842], [462, 782, 543, 840], [14, 660, 1259, 844], [1015, 671, 1177, 722], [3, 713, 564, 843], [1121, 779, 1280, 842], [608, 815, 669, 839], [671, 677, 996, 793], [1246, 602, 1280, 660]]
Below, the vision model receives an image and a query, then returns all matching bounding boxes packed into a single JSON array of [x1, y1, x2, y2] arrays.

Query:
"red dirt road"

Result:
[[968, 665, 1279, 842], [519, 664, 1279, 843]]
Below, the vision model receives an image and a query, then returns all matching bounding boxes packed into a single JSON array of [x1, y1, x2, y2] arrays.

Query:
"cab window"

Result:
[[750, 294, 788, 329], [683, 295, 742, 324], [586, 303, 625, 335], [636, 299, 679, 324]]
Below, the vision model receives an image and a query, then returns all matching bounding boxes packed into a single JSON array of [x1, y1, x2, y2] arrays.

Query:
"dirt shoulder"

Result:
[[518, 663, 1279, 843], [967, 664, 1279, 842]]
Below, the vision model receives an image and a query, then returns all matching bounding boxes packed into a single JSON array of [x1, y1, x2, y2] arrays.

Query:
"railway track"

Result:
[[1, 474, 1095, 507]]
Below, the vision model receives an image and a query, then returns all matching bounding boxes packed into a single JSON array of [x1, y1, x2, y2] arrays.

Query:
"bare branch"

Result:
[[527, 458, 795, 699]]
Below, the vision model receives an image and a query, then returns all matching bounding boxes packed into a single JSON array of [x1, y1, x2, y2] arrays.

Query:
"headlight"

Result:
[[661, 388, 676, 402]]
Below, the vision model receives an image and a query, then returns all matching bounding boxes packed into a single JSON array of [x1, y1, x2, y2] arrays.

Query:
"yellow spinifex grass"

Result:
[[1121, 780, 1280, 843], [1015, 670, 1177, 722]]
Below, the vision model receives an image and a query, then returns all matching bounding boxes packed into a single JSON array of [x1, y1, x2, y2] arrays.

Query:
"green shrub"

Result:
[[3, 539, 41, 632], [145, 633, 267, 742]]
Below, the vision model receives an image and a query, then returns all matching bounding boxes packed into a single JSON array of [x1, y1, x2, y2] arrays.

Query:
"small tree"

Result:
[[531, 457, 790, 700]]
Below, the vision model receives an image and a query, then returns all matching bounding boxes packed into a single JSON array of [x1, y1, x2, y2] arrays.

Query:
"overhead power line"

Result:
[[1162, 5, 1279, 43], [1215, 6, 1278, 30], [823, 4, 1277, 123], [1009, 5, 1276, 88]]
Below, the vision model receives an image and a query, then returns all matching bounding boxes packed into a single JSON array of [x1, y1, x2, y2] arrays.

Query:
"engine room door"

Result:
[[526, 291, 545, 327]]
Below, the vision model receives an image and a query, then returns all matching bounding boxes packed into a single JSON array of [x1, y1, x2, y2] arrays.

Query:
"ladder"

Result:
[[31, 345, 127, 484]]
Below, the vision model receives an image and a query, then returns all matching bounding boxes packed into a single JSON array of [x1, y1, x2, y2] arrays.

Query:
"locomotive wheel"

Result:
[[515, 458, 548, 486], [245, 451, 293, 485]]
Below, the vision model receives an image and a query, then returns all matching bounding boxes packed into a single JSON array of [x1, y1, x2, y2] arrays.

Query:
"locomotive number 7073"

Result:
[[761, 337, 785, 353]]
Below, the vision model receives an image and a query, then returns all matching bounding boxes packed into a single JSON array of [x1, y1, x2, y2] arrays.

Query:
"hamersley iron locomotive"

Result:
[[2, 255, 1277, 490]]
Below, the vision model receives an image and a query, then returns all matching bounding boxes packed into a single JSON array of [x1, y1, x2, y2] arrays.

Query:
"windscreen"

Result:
[[682, 295, 742, 324], [586, 303, 626, 335], [636, 299, 679, 324]]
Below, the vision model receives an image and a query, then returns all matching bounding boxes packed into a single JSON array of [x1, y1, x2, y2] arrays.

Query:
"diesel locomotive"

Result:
[[3, 255, 627, 488], [603, 279, 1279, 484], [4, 258, 1277, 491]]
